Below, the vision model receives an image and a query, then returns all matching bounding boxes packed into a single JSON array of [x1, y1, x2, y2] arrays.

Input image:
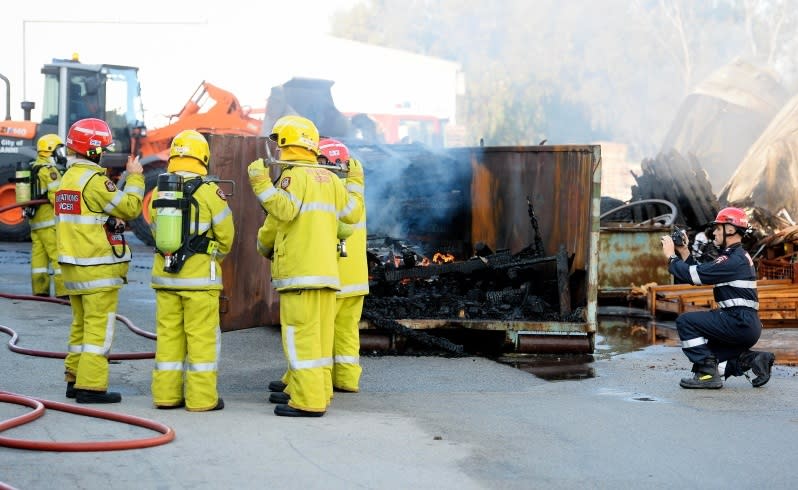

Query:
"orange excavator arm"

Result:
[[138, 81, 263, 158]]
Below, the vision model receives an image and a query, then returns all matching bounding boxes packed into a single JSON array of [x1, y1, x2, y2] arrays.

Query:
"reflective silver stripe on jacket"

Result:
[[334, 355, 360, 365], [338, 195, 359, 219], [285, 325, 333, 370], [56, 215, 107, 225], [717, 298, 759, 310], [257, 186, 279, 203], [688, 265, 702, 285], [716, 280, 758, 289], [64, 277, 126, 290], [30, 219, 56, 230], [31, 267, 50, 274], [300, 201, 337, 214], [211, 207, 231, 226], [351, 221, 367, 230], [58, 252, 131, 265], [272, 275, 340, 289], [337, 283, 369, 296], [47, 180, 60, 190], [124, 184, 144, 197], [346, 182, 364, 195], [151, 276, 222, 287], [681, 337, 708, 348], [68, 344, 83, 353]]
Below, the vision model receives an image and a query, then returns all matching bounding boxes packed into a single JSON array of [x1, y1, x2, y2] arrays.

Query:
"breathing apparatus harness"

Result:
[[152, 173, 217, 274]]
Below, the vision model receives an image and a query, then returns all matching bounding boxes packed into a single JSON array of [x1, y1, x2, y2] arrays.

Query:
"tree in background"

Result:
[[332, 0, 797, 160]]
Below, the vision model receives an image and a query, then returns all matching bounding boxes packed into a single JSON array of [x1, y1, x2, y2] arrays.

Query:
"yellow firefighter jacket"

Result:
[[55, 160, 144, 293], [28, 156, 62, 231], [336, 177, 368, 298], [252, 160, 363, 291], [149, 172, 235, 290]]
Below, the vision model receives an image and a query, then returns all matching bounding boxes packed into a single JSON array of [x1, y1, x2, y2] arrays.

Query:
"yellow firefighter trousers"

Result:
[[30, 227, 64, 297], [152, 290, 221, 411], [333, 296, 364, 392], [64, 291, 119, 391], [280, 289, 335, 412]]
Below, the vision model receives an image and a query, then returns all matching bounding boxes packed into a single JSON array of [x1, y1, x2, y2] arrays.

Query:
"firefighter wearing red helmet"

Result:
[[661, 207, 774, 389], [266, 138, 368, 398], [28, 134, 67, 298], [248, 116, 364, 417], [55, 118, 144, 403]]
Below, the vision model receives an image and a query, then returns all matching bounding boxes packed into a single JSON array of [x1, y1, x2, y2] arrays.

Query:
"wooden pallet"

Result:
[[647, 279, 798, 327]]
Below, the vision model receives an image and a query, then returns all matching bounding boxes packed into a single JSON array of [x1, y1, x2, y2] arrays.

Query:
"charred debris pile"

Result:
[[362, 198, 582, 356]]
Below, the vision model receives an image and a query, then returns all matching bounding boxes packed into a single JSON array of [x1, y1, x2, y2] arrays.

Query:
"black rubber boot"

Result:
[[274, 404, 324, 417], [66, 382, 76, 399], [269, 392, 290, 404], [75, 389, 122, 404], [680, 357, 723, 389], [268, 380, 287, 392], [748, 351, 775, 387]]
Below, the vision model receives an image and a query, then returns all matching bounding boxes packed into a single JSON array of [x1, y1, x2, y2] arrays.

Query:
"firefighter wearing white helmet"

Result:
[[150, 129, 234, 411], [55, 118, 144, 404], [28, 134, 67, 297], [662, 207, 774, 389], [248, 115, 364, 417]]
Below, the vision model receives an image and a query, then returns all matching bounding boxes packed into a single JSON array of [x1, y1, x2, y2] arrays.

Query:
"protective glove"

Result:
[[247, 158, 271, 185], [337, 221, 354, 240], [346, 157, 365, 191]]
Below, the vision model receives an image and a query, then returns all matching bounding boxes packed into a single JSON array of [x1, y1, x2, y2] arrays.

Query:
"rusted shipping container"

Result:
[[598, 225, 673, 298], [210, 136, 600, 352]]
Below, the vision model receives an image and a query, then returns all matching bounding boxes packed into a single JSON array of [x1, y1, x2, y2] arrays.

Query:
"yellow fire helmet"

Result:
[[269, 115, 319, 155], [168, 130, 210, 175], [37, 133, 64, 154]]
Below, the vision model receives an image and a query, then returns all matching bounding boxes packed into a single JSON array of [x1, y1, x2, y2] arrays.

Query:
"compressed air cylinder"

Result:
[[15, 161, 31, 203], [154, 173, 184, 254]]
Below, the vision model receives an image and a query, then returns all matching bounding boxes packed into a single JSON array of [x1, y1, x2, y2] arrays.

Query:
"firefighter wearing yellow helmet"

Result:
[[248, 115, 364, 417], [150, 129, 234, 411], [28, 134, 67, 297], [56, 118, 144, 404]]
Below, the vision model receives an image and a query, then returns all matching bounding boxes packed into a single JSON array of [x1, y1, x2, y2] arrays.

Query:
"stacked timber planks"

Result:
[[647, 279, 798, 326]]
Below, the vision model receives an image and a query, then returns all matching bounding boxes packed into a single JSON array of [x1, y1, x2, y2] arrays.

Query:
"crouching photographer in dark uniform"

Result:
[[661, 207, 775, 389]]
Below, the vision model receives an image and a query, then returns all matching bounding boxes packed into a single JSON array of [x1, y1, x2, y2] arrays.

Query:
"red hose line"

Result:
[[0, 292, 156, 359], [0, 391, 175, 451], [0, 199, 47, 214]]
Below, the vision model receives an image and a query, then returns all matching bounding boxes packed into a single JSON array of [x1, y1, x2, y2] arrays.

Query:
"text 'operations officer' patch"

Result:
[[105, 180, 117, 192], [280, 176, 291, 190], [216, 188, 227, 201]]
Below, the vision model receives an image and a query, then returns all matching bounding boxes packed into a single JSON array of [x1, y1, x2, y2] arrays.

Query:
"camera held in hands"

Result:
[[671, 228, 686, 247]]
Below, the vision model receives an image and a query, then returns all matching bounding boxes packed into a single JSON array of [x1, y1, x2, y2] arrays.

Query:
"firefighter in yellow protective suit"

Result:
[[150, 130, 234, 412], [319, 139, 368, 392], [29, 134, 67, 297], [248, 115, 364, 417], [265, 138, 368, 394], [55, 118, 144, 404]]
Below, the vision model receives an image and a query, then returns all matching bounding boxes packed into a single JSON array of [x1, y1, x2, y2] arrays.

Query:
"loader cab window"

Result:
[[67, 74, 102, 128], [102, 67, 146, 157]]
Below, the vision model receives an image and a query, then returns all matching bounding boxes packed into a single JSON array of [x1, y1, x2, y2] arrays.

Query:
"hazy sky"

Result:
[[2, 0, 364, 126]]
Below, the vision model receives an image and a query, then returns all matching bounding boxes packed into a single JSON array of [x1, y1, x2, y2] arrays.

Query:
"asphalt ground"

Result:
[[1, 235, 797, 490]]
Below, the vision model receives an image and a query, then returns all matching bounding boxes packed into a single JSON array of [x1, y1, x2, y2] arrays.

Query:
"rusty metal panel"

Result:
[[207, 134, 279, 331], [470, 145, 597, 273], [470, 145, 599, 328], [598, 226, 673, 294]]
